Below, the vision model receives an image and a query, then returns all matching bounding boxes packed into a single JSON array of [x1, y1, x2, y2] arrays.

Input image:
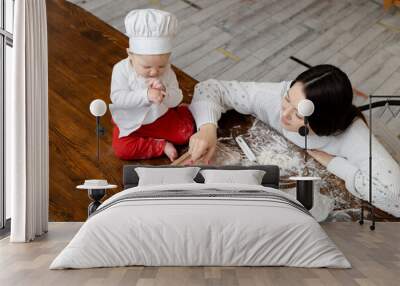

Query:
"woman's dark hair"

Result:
[[291, 64, 365, 136]]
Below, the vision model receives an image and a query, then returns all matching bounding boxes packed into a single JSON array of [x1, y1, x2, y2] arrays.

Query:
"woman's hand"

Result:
[[307, 149, 334, 167], [187, 123, 217, 164]]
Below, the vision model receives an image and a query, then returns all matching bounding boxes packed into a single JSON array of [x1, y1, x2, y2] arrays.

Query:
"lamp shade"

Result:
[[90, 99, 107, 117], [297, 99, 314, 117]]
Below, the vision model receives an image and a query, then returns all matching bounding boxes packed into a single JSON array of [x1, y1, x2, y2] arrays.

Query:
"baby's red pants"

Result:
[[112, 105, 194, 160]]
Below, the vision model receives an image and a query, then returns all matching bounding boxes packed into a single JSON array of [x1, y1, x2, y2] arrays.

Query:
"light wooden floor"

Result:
[[69, 0, 400, 159], [69, 0, 400, 96], [0, 222, 399, 286]]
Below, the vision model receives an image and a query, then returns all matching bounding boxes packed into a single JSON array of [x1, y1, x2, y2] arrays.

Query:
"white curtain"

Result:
[[7, 0, 49, 242]]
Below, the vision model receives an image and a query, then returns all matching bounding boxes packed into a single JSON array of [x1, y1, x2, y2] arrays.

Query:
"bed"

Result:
[[50, 165, 350, 269]]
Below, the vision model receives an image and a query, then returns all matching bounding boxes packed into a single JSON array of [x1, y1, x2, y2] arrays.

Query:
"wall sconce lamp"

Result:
[[89, 99, 107, 161], [290, 99, 320, 210]]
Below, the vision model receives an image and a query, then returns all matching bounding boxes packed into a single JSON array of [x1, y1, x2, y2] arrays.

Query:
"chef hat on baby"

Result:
[[125, 9, 178, 55]]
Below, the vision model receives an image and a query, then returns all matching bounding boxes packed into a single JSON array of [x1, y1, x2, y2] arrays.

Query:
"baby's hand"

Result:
[[148, 78, 165, 91], [153, 80, 165, 90], [148, 88, 165, 104]]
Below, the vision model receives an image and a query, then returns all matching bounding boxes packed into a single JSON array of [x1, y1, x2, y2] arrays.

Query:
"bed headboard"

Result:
[[123, 165, 280, 189]]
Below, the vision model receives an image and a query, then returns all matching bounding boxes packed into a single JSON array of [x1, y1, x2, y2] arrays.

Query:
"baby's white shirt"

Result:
[[109, 58, 183, 138]]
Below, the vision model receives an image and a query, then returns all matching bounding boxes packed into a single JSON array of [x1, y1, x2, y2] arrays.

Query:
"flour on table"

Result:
[[211, 119, 362, 221], [212, 141, 242, 165], [257, 150, 302, 173], [326, 209, 361, 222]]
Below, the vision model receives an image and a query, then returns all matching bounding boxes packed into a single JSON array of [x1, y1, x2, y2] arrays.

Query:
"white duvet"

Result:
[[50, 183, 350, 269]]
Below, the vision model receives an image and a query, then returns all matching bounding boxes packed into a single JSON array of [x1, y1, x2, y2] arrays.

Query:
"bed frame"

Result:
[[123, 165, 280, 189]]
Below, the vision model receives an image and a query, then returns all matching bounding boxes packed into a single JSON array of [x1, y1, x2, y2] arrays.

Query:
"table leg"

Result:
[[87, 189, 106, 216], [296, 180, 314, 210]]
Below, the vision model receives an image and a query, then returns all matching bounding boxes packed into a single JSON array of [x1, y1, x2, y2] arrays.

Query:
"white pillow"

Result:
[[200, 169, 266, 185], [135, 167, 200, 186]]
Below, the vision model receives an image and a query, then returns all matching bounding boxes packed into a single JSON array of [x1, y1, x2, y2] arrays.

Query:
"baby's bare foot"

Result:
[[164, 142, 178, 162]]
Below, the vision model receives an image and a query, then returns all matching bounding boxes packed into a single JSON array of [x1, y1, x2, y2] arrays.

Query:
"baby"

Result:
[[109, 9, 194, 161]]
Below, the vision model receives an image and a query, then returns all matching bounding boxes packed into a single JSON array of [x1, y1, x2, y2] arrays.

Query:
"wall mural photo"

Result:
[[48, 1, 400, 224]]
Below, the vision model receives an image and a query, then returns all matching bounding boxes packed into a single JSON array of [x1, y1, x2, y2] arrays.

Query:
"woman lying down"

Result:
[[188, 64, 400, 217]]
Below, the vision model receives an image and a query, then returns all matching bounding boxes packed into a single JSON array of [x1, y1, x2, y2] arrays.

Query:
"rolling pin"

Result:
[[171, 151, 191, 166]]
